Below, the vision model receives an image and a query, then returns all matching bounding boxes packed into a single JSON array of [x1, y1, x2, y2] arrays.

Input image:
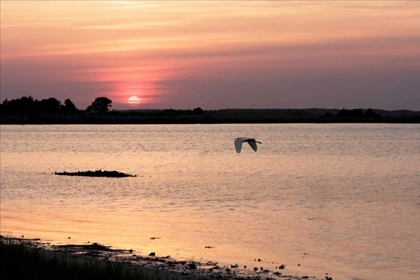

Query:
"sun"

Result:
[[128, 95, 141, 106]]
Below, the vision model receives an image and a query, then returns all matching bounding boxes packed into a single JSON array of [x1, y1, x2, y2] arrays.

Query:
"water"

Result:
[[1, 124, 419, 280]]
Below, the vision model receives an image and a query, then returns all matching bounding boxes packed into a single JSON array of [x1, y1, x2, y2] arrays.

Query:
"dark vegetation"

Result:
[[1, 96, 419, 124], [0, 96, 78, 114], [55, 170, 136, 178], [0, 237, 145, 280], [1, 236, 302, 280], [1, 236, 281, 280], [86, 97, 113, 113]]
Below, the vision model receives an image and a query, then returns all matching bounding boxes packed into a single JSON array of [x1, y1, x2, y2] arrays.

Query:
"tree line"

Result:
[[0, 96, 112, 114], [0, 96, 208, 116], [323, 108, 380, 118], [2, 96, 418, 124]]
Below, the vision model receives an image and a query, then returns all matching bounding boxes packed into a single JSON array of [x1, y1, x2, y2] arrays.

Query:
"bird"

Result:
[[234, 137, 262, 153]]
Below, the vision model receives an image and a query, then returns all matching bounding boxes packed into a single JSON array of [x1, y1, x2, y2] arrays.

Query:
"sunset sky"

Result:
[[1, 1, 420, 110]]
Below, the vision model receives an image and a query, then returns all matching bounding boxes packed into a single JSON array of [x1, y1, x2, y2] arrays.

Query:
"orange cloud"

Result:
[[1, 1, 420, 109]]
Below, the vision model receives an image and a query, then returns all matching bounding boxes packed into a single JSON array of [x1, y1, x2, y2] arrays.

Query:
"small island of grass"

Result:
[[55, 170, 136, 178]]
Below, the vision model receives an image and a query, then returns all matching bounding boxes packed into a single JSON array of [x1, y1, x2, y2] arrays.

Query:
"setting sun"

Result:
[[128, 95, 141, 106]]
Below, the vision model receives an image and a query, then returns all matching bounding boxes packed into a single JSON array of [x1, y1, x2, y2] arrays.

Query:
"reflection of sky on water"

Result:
[[1, 124, 419, 280]]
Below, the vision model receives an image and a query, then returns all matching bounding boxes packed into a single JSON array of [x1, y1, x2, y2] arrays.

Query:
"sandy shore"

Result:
[[1, 236, 327, 280]]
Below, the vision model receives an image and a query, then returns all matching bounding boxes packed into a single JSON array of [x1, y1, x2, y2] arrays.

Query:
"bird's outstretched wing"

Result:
[[248, 140, 258, 151], [234, 138, 244, 153]]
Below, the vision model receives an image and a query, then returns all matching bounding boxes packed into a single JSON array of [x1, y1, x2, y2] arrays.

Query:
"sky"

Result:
[[1, 1, 420, 110]]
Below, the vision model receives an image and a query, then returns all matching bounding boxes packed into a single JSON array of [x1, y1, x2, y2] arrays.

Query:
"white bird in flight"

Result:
[[234, 137, 262, 153]]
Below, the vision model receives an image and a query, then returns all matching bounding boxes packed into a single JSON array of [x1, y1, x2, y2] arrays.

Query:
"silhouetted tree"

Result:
[[365, 109, 380, 118], [0, 96, 81, 114], [336, 108, 364, 118], [62, 98, 78, 112], [40, 97, 61, 112], [88, 97, 112, 113], [193, 107, 204, 115], [0, 99, 8, 112], [0, 96, 36, 113]]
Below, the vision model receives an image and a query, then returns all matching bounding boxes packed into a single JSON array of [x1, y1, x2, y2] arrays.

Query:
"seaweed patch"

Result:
[[54, 170, 136, 178]]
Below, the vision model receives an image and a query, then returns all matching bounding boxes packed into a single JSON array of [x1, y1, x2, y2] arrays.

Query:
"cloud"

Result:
[[1, 1, 420, 110]]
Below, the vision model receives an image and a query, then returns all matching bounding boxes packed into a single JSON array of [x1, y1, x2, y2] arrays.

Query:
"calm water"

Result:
[[1, 124, 419, 280]]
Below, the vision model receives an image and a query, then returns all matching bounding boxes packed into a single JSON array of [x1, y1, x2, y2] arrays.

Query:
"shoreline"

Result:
[[0, 235, 325, 280], [1, 117, 419, 125], [1, 107, 419, 125]]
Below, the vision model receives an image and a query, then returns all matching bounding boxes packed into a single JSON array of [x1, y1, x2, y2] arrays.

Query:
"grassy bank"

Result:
[[1, 236, 313, 280], [0, 238, 158, 280]]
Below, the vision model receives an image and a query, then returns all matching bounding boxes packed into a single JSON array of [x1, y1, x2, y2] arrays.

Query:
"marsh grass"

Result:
[[0, 238, 166, 280]]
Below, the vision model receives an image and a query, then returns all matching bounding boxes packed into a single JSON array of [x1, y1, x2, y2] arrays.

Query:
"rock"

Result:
[[188, 263, 197, 269]]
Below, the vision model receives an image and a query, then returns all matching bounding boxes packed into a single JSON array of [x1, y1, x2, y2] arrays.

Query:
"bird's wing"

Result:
[[248, 140, 258, 151], [234, 138, 245, 153]]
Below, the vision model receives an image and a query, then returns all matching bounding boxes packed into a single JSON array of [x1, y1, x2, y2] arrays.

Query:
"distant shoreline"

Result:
[[1, 108, 419, 124], [0, 118, 419, 124]]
